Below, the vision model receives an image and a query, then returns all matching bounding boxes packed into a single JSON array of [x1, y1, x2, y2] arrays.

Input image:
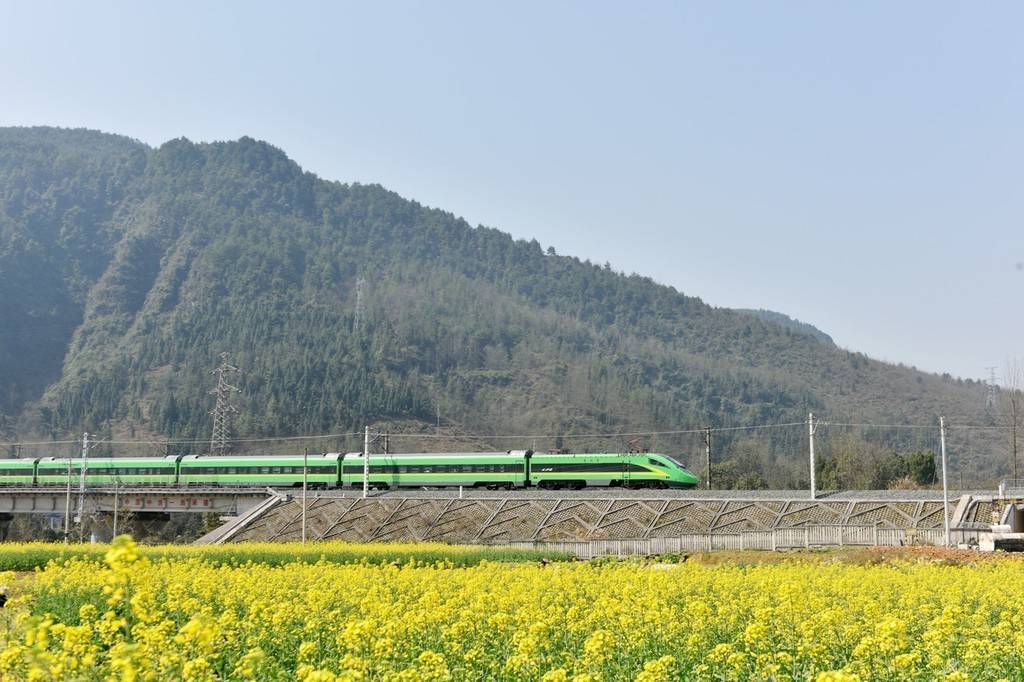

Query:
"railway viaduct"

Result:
[[0, 487, 1011, 549]]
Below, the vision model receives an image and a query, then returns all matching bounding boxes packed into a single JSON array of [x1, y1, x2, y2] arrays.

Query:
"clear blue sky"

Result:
[[2, 1, 1021, 380]]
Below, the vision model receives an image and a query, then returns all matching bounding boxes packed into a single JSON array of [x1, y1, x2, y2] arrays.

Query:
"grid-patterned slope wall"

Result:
[[228, 496, 952, 544]]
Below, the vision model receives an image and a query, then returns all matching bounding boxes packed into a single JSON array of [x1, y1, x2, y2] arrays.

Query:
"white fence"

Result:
[[502, 525, 982, 559]]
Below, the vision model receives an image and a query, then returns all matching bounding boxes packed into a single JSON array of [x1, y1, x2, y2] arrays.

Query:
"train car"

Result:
[[341, 451, 528, 489], [35, 456, 180, 486], [0, 458, 38, 485], [178, 453, 343, 487], [528, 452, 698, 489], [10, 449, 697, 490]]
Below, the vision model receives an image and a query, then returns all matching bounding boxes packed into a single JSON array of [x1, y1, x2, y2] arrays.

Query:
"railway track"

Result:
[[0, 486, 987, 500], [270, 487, 988, 501]]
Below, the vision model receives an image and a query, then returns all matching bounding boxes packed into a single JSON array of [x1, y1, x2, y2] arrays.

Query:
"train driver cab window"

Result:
[[648, 459, 665, 467]]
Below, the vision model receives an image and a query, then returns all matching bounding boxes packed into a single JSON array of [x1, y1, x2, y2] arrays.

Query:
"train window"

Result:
[[648, 459, 664, 467]]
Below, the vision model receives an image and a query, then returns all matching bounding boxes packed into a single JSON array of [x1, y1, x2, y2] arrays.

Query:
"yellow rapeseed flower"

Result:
[[2, 539, 1024, 680]]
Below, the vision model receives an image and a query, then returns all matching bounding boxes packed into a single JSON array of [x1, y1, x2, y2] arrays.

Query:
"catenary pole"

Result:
[[363, 426, 370, 498], [808, 413, 817, 500], [63, 458, 72, 544], [302, 447, 308, 544], [703, 427, 712, 489], [78, 432, 89, 541], [940, 415, 950, 547], [112, 480, 119, 538]]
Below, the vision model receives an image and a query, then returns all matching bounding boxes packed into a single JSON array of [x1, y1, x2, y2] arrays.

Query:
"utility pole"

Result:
[[301, 447, 308, 545], [363, 426, 370, 498], [77, 432, 89, 541], [209, 352, 240, 454], [808, 413, 817, 500], [703, 427, 712, 489], [940, 416, 950, 547]]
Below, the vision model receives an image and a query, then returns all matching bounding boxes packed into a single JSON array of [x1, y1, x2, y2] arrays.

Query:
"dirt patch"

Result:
[[843, 545, 1023, 565], [639, 546, 1021, 567]]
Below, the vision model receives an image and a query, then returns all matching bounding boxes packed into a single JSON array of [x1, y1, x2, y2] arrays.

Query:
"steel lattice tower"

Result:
[[209, 352, 240, 454], [354, 276, 366, 330], [987, 366, 999, 408]]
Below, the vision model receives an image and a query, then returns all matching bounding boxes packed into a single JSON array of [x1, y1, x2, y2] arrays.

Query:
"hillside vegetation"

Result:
[[0, 127, 1003, 484]]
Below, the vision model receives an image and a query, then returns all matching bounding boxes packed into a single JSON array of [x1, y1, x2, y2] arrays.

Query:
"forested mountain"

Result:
[[734, 309, 834, 345], [0, 127, 1004, 484]]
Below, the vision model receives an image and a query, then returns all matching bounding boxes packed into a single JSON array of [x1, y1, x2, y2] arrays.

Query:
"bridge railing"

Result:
[[501, 524, 983, 559], [997, 480, 1024, 498]]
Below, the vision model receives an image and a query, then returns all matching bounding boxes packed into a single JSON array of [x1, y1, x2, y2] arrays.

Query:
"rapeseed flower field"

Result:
[[1, 537, 1023, 681], [0, 540, 570, 571]]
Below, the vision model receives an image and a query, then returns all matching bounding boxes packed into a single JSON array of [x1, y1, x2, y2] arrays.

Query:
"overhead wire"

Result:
[[0, 432, 363, 448], [0, 419, 1009, 449]]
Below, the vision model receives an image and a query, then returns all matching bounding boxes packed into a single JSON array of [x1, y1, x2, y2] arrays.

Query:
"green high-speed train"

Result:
[[0, 451, 699, 490]]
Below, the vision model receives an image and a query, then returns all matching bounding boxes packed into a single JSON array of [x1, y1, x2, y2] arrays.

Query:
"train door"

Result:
[[621, 454, 631, 487]]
